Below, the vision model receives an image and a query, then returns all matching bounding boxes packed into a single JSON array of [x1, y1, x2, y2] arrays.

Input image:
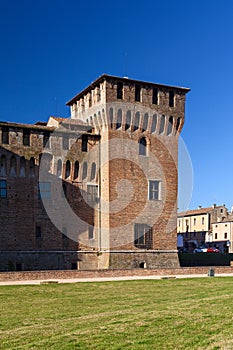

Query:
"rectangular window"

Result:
[[202, 217, 205, 225], [1, 127, 9, 144], [169, 91, 175, 107], [148, 180, 161, 201], [82, 135, 88, 152], [87, 185, 98, 203], [194, 218, 196, 225], [117, 82, 123, 99], [39, 182, 51, 199], [134, 223, 152, 247], [88, 225, 94, 240], [224, 232, 228, 239], [135, 85, 141, 102], [215, 233, 218, 239], [152, 87, 158, 105], [0, 180, 7, 198], [23, 129, 30, 146], [43, 132, 50, 148]]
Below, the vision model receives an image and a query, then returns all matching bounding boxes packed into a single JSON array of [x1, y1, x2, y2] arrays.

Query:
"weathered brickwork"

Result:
[[0, 74, 189, 271]]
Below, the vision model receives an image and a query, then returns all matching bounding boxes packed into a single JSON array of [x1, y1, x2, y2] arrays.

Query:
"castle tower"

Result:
[[67, 74, 190, 269]]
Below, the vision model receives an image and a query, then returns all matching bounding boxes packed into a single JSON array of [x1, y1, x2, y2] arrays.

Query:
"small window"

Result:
[[43, 132, 50, 148], [116, 109, 122, 129], [176, 117, 181, 133], [23, 129, 30, 146], [215, 233, 218, 239], [82, 162, 88, 180], [167, 116, 173, 135], [29, 157, 35, 177], [194, 218, 196, 225], [74, 161, 79, 179], [63, 136, 69, 150], [135, 85, 141, 102], [65, 160, 71, 179], [87, 184, 98, 202], [142, 113, 148, 132], [19, 157, 26, 177], [202, 217, 205, 225], [0, 180, 7, 198], [159, 115, 165, 134], [117, 82, 123, 99], [39, 182, 51, 199], [90, 162, 96, 181], [148, 180, 161, 201], [10, 156, 17, 177], [152, 87, 158, 105], [133, 112, 140, 132], [151, 114, 157, 133], [82, 135, 88, 152], [88, 225, 94, 240], [0, 155, 7, 176], [36, 226, 42, 238], [57, 159, 62, 178], [125, 110, 131, 130], [109, 108, 113, 128], [224, 232, 227, 239], [2, 127, 9, 144], [139, 137, 147, 156], [169, 91, 175, 107]]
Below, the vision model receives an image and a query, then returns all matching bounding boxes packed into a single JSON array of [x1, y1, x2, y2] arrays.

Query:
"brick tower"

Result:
[[66, 74, 190, 269]]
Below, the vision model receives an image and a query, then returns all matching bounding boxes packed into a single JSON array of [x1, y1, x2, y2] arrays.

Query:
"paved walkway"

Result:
[[1, 272, 233, 285]]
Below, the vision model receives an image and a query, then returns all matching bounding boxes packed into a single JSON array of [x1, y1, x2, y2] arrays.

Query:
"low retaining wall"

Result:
[[1, 266, 233, 282]]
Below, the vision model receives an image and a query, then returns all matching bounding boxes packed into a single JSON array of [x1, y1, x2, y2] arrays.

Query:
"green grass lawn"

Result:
[[1, 278, 233, 349]]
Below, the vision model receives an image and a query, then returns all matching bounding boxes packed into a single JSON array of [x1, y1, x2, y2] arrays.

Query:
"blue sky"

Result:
[[0, 0, 233, 211]]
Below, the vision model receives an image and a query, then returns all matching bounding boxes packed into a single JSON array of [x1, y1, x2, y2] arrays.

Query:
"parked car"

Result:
[[194, 247, 207, 253], [207, 247, 219, 253]]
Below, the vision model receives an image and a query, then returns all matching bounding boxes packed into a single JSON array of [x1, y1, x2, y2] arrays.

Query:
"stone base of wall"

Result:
[[0, 251, 78, 272], [77, 250, 180, 270], [109, 250, 180, 269]]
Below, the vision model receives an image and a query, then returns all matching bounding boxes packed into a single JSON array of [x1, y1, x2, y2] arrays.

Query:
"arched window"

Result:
[[57, 159, 62, 178], [82, 162, 87, 180], [125, 110, 131, 130], [0, 155, 7, 176], [139, 137, 147, 156], [116, 109, 122, 129], [159, 115, 165, 134], [74, 161, 79, 179], [133, 112, 140, 131], [65, 160, 71, 179], [19, 157, 26, 177], [167, 116, 173, 135], [142, 113, 148, 132], [109, 108, 113, 128], [151, 114, 157, 133], [90, 162, 96, 181], [10, 156, 17, 177], [29, 157, 35, 177]]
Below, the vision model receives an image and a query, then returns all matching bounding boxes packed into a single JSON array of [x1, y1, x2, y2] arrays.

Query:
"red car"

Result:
[[207, 247, 220, 253]]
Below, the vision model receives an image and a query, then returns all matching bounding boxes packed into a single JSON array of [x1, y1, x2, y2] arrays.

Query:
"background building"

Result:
[[177, 204, 228, 251], [0, 74, 190, 271]]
